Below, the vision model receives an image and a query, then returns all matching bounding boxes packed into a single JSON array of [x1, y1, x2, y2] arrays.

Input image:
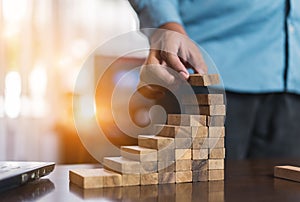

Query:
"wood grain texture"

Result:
[[192, 149, 208, 160], [158, 161, 175, 173], [121, 146, 157, 162], [191, 126, 208, 138], [209, 138, 225, 149], [176, 171, 193, 183], [209, 127, 225, 138], [188, 74, 220, 86], [138, 135, 174, 150], [184, 105, 226, 116], [158, 172, 176, 184], [182, 94, 224, 105], [175, 159, 192, 171], [156, 125, 192, 138], [208, 159, 224, 170], [192, 170, 208, 182], [209, 148, 226, 159], [141, 173, 158, 185], [192, 160, 208, 171], [175, 138, 192, 149], [103, 157, 140, 174], [69, 168, 122, 189], [122, 174, 140, 186], [158, 146, 175, 162], [192, 137, 209, 149], [175, 149, 191, 160], [207, 116, 225, 127], [140, 161, 158, 174], [208, 169, 224, 181], [168, 114, 206, 126], [274, 165, 300, 183]]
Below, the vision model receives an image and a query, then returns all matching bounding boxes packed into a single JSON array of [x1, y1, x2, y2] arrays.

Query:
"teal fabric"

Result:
[[129, 0, 300, 94]]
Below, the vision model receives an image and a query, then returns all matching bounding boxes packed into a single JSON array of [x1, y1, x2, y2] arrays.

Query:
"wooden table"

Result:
[[1, 159, 300, 202]]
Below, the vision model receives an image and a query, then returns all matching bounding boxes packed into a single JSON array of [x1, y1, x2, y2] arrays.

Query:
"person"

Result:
[[129, 0, 300, 159]]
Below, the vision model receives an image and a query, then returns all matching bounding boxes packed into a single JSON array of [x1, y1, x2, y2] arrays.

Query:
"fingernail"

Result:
[[198, 69, 205, 75], [179, 71, 189, 80]]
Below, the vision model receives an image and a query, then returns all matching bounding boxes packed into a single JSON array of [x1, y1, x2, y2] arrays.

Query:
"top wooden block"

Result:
[[274, 165, 300, 183], [188, 74, 220, 86]]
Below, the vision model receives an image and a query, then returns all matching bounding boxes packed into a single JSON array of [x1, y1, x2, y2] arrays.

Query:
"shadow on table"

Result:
[[69, 181, 224, 201], [0, 179, 55, 201]]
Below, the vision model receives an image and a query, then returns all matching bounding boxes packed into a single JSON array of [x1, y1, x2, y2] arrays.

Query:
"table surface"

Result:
[[1, 159, 300, 202]]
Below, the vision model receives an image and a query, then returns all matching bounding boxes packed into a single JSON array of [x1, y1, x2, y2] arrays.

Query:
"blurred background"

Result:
[[0, 0, 148, 163]]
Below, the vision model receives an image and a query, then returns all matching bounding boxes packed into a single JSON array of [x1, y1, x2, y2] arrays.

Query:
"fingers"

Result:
[[189, 48, 208, 75], [138, 49, 167, 99], [161, 51, 189, 80]]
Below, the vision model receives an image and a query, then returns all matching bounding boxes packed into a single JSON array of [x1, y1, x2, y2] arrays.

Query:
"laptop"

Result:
[[0, 161, 55, 192]]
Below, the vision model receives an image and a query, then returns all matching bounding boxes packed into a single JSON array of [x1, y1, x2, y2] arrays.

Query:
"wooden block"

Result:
[[208, 159, 224, 170], [176, 171, 192, 183], [158, 146, 175, 162], [208, 170, 224, 181], [141, 173, 158, 185], [138, 135, 174, 150], [158, 172, 176, 184], [140, 161, 158, 174], [274, 165, 300, 183], [209, 127, 225, 138], [192, 160, 208, 171], [158, 161, 175, 173], [209, 148, 225, 159], [192, 149, 208, 160], [175, 159, 192, 171], [192, 170, 208, 182], [182, 94, 224, 105], [207, 116, 225, 126], [191, 126, 208, 138], [192, 137, 209, 149], [121, 146, 157, 162], [175, 149, 191, 160], [168, 114, 206, 126], [156, 125, 191, 138], [122, 173, 140, 186], [103, 157, 140, 174], [175, 138, 192, 149], [184, 105, 226, 116], [209, 138, 225, 148], [69, 168, 122, 189], [188, 74, 220, 86]]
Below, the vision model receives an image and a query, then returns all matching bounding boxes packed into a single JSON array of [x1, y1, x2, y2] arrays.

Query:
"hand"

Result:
[[138, 25, 207, 99]]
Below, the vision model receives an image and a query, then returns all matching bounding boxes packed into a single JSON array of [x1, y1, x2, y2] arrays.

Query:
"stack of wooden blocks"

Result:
[[69, 74, 225, 189]]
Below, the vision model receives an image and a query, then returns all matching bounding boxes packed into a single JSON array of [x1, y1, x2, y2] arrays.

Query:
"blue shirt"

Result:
[[129, 0, 300, 94]]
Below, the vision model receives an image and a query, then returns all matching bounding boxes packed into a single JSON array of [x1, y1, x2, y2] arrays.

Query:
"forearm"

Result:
[[159, 22, 187, 35]]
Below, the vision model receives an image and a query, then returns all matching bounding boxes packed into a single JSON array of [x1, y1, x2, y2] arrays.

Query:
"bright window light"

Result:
[[3, 0, 28, 23], [4, 71, 22, 119]]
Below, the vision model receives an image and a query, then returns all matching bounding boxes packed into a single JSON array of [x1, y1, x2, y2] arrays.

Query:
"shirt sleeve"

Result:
[[128, 0, 182, 28]]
